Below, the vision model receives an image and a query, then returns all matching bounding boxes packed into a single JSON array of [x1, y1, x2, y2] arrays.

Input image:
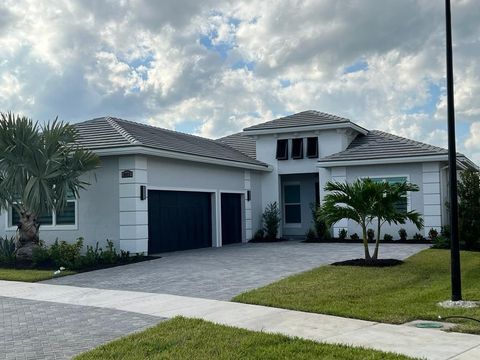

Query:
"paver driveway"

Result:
[[44, 241, 429, 300]]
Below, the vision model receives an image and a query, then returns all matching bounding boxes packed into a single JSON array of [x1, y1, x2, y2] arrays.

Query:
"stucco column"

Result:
[[422, 162, 442, 236], [118, 155, 148, 254], [244, 170, 252, 241], [330, 167, 348, 237]]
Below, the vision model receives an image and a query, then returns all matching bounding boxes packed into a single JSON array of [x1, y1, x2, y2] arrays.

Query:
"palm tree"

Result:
[[371, 181, 423, 260], [322, 179, 378, 260], [0, 113, 100, 262]]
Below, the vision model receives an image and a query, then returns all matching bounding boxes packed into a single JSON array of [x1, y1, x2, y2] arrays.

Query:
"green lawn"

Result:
[[75, 317, 416, 360], [0, 268, 75, 282], [233, 249, 480, 334]]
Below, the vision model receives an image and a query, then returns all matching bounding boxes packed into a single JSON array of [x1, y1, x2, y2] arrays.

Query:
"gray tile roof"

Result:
[[319, 130, 450, 162], [217, 132, 256, 159], [243, 110, 352, 131], [74, 117, 267, 167]]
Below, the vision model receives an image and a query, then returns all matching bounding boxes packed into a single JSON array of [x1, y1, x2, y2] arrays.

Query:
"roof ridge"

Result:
[[106, 117, 141, 145]]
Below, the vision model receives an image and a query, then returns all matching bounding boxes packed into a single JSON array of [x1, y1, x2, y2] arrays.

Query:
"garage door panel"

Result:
[[221, 193, 242, 245], [148, 190, 212, 253]]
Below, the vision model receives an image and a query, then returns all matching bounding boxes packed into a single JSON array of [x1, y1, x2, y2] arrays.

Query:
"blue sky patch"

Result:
[[344, 59, 368, 74], [175, 119, 202, 134]]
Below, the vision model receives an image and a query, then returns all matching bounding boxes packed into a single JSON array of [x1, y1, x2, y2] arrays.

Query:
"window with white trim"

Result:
[[9, 193, 77, 228], [284, 184, 301, 223], [370, 176, 409, 213]]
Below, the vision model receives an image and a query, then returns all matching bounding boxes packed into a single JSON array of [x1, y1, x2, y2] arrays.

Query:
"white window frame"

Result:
[[6, 199, 78, 231], [283, 182, 302, 228], [365, 174, 412, 212]]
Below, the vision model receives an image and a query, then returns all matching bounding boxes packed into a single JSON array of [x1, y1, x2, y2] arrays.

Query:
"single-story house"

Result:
[[0, 110, 477, 253]]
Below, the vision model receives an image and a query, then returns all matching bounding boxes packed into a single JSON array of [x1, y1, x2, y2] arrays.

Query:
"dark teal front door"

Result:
[[148, 190, 212, 253], [221, 193, 242, 245]]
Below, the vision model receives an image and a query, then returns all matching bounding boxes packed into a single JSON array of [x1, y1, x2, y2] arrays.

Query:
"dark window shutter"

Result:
[[292, 138, 304, 159], [276, 139, 288, 160], [307, 137, 318, 158]]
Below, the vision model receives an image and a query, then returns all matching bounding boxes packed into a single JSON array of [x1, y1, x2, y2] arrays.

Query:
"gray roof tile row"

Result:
[[74, 117, 267, 167]]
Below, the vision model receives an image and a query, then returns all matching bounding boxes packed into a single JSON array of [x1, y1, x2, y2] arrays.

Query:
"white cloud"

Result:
[[0, 0, 478, 164]]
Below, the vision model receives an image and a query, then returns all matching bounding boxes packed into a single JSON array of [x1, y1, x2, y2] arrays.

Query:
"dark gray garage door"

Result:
[[221, 193, 242, 245], [148, 190, 212, 253]]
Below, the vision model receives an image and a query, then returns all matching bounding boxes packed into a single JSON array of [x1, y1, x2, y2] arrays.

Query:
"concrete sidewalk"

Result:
[[1, 280, 479, 360]]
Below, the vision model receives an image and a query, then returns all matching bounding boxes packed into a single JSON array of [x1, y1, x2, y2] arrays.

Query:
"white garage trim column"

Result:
[[118, 156, 148, 254], [244, 170, 252, 241], [331, 167, 348, 237], [422, 162, 442, 235]]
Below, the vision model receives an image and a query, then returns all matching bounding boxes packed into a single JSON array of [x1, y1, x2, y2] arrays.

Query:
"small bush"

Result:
[[101, 239, 118, 265], [432, 235, 451, 249], [312, 205, 330, 240], [367, 228, 375, 241], [338, 229, 348, 241], [262, 202, 281, 240], [32, 245, 52, 268], [0, 236, 16, 266], [30, 238, 142, 271], [49, 238, 84, 269], [383, 234, 393, 241], [441, 225, 451, 239], [413, 233, 425, 241], [350, 233, 360, 241], [305, 228, 316, 242], [398, 228, 408, 241], [253, 229, 264, 241], [428, 228, 439, 241]]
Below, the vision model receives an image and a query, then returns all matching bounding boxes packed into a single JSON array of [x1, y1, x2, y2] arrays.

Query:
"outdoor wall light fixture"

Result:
[[140, 185, 147, 200]]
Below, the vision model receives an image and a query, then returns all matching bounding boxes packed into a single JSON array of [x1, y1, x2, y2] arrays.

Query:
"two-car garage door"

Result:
[[148, 190, 242, 253]]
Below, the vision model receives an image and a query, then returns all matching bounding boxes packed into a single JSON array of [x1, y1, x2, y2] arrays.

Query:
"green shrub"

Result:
[[413, 233, 425, 241], [428, 228, 439, 241], [312, 205, 330, 240], [383, 234, 393, 241], [367, 228, 375, 241], [458, 170, 480, 250], [0, 236, 16, 265], [338, 229, 348, 240], [398, 228, 408, 241], [253, 229, 264, 241], [49, 238, 84, 268], [32, 245, 52, 268], [350, 233, 359, 241], [441, 225, 451, 239], [432, 235, 451, 249], [262, 202, 281, 240], [305, 228, 316, 242], [101, 239, 118, 265]]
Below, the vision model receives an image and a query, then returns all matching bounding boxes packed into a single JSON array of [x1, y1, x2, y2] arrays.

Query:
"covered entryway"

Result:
[[148, 190, 212, 253], [221, 193, 243, 245]]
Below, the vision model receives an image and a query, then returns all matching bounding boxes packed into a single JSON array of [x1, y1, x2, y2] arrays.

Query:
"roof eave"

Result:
[[317, 154, 450, 168], [90, 145, 272, 172], [242, 122, 368, 136]]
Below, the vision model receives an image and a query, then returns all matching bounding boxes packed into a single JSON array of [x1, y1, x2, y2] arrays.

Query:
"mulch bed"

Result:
[[331, 258, 404, 267], [304, 238, 431, 244]]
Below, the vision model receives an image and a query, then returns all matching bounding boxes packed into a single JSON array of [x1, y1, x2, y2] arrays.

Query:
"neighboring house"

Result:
[[0, 111, 477, 253]]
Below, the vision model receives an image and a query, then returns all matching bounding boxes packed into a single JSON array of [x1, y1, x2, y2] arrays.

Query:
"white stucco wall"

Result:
[[0, 157, 120, 249], [319, 161, 446, 239], [253, 128, 356, 237]]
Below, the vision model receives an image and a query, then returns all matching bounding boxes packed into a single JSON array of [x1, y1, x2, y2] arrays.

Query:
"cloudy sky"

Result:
[[0, 0, 479, 162]]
